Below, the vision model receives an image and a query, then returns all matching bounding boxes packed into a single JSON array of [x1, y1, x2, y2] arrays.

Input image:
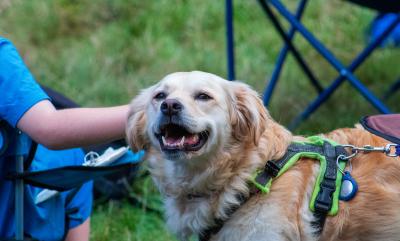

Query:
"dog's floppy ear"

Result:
[[126, 86, 154, 152], [228, 82, 268, 145]]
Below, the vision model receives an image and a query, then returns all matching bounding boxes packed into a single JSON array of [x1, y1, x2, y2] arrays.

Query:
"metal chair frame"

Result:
[[225, 0, 400, 130]]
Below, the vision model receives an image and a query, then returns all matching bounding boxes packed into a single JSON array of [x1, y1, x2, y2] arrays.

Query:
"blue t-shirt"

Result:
[[0, 37, 92, 240]]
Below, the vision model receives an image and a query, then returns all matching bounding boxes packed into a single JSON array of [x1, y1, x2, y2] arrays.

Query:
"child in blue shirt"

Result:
[[0, 37, 130, 240]]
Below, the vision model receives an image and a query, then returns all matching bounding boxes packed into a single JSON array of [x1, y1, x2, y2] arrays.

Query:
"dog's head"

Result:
[[126, 71, 268, 164]]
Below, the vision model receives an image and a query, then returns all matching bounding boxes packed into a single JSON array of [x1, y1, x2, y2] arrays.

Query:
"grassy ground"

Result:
[[1, 0, 399, 240]]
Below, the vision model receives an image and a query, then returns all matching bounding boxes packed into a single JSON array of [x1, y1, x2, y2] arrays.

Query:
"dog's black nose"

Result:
[[160, 99, 183, 116]]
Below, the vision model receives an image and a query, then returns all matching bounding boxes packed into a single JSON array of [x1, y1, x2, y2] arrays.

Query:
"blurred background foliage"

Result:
[[1, 0, 399, 240]]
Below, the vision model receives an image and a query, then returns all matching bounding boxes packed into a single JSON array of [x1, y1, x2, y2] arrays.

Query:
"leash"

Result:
[[334, 143, 399, 202], [340, 143, 400, 158]]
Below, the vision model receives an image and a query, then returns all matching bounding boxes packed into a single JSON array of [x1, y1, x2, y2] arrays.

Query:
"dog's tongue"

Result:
[[165, 134, 199, 146], [184, 134, 199, 145], [165, 136, 183, 145]]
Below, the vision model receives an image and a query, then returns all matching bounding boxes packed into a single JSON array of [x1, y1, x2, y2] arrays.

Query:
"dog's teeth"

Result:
[[180, 136, 185, 147], [162, 136, 167, 145]]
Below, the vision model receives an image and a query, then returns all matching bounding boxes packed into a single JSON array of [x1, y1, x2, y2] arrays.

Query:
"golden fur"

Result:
[[126, 71, 400, 241]]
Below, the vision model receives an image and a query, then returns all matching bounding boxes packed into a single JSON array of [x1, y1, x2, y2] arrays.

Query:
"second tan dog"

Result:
[[126, 71, 400, 241]]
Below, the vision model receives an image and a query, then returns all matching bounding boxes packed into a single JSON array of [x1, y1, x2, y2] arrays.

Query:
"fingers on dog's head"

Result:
[[126, 86, 153, 152], [228, 82, 268, 146]]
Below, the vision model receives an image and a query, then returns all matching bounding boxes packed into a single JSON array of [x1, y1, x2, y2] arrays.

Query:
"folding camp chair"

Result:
[[224, 0, 400, 130], [7, 130, 142, 240], [1, 86, 144, 241]]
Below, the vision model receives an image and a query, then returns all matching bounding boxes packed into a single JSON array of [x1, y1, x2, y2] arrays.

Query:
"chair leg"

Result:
[[268, 0, 392, 114], [383, 78, 400, 100], [225, 0, 236, 81], [288, 13, 400, 130], [263, 0, 309, 106], [258, 0, 324, 101], [264, 0, 397, 131]]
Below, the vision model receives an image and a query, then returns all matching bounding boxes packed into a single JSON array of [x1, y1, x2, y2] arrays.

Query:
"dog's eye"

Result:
[[154, 92, 167, 100], [195, 93, 212, 101]]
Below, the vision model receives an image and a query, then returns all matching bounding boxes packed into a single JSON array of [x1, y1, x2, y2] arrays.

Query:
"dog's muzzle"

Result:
[[155, 99, 209, 153]]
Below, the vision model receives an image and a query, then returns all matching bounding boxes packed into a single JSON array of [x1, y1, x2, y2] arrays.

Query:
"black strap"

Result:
[[199, 193, 249, 241], [0, 120, 37, 171], [199, 219, 224, 241], [254, 143, 325, 188], [312, 143, 347, 234], [0, 121, 9, 156], [0, 236, 38, 241], [6, 162, 139, 191], [40, 85, 80, 110], [23, 141, 37, 171]]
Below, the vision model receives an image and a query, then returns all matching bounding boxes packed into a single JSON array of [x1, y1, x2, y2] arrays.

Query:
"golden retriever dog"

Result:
[[126, 71, 400, 241]]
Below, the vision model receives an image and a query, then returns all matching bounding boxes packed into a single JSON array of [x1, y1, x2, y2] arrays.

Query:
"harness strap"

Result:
[[254, 142, 328, 188], [199, 137, 348, 241], [251, 139, 348, 235], [199, 193, 250, 241], [315, 143, 345, 212], [311, 142, 347, 234], [199, 219, 224, 241]]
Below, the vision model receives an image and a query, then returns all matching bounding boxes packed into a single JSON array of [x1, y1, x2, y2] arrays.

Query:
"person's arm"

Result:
[[17, 100, 129, 150], [65, 218, 90, 241]]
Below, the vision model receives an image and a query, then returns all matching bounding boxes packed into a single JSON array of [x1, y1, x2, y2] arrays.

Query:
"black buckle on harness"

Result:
[[264, 160, 280, 177], [314, 178, 336, 213]]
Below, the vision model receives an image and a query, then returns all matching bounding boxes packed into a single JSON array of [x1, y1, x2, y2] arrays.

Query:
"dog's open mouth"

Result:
[[155, 124, 208, 152]]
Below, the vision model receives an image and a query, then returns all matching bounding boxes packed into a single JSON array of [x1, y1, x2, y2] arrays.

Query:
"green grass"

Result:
[[90, 169, 175, 241], [1, 0, 399, 240]]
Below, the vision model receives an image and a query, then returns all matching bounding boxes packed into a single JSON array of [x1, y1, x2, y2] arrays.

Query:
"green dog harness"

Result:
[[200, 136, 399, 240], [199, 136, 349, 241], [251, 136, 348, 229]]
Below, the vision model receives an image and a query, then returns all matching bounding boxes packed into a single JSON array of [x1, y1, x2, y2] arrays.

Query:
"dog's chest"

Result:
[[164, 195, 215, 239], [211, 196, 318, 241]]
